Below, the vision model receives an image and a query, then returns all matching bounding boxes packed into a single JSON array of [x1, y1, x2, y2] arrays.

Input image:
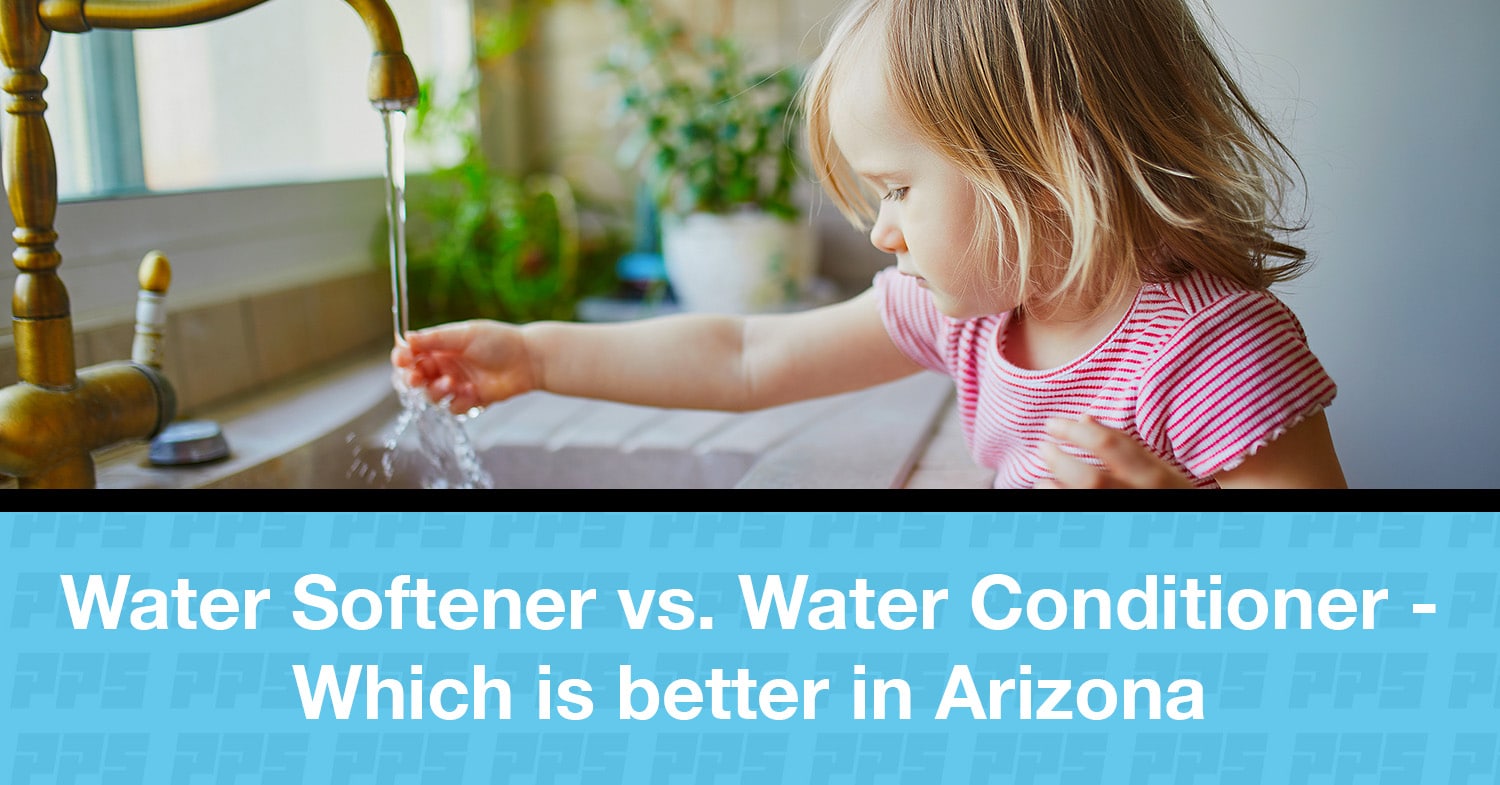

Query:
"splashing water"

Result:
[[378, 382, 493, 489], [355, 109, 494, 490]]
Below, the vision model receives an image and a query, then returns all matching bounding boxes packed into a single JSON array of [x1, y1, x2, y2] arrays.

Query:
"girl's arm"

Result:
[[1038, 410, 1348, 489], [1211, 410, 1347, 488], [392, 287, 925, 414]]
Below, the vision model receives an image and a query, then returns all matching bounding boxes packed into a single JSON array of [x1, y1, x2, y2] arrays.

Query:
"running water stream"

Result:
[[351, 109, 493, 489], [385, 109, 412, 344]]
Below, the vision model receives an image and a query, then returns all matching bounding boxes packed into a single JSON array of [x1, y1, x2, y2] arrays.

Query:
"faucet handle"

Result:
[[131, 251, 172, 368]]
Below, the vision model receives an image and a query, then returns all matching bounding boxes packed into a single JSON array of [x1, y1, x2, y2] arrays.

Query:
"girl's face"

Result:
[[829, 44, 1014, 320]]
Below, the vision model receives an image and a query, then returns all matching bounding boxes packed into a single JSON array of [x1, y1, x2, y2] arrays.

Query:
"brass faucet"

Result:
[[0, 0, 419, 488]]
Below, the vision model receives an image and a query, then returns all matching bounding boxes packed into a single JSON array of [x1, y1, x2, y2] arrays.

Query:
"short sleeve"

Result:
[[872, 266, 950, 374], [1138, 291, 1338, 478]]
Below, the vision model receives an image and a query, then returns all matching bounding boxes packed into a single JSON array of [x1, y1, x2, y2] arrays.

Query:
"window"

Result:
[[41, 0, 474, 200], [6, 0, 476, 326]]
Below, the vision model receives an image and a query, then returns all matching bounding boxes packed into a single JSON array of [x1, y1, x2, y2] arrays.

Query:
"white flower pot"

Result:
[[661, 211, 816, 314]]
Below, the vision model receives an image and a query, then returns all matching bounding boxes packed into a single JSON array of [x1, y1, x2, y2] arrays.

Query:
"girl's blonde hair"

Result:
[[804, 0, 1308, 317]]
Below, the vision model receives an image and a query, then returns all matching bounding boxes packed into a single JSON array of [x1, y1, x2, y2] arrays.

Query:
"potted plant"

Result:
[[396, 0, 627, 328], [600, 0, 815, 314]]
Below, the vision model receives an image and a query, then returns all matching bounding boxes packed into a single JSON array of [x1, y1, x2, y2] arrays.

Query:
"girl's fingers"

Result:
[[403, 329, 450, 356], [448, 395, 478, 416], [1044, 416, 1190, 488], [1039, 441, 1112, 489], [407, 322, 474, 353]]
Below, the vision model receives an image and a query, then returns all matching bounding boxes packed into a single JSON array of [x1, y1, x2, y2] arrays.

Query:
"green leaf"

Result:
[[599, 0, 808, 220]]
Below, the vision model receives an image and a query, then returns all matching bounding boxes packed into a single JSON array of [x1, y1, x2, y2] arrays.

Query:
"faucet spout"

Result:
[[342, 0, 420, 110], [37, 0, 420, 110]]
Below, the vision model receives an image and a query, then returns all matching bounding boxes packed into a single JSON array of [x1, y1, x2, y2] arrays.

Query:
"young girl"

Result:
[[392, 0, 1346, 489]]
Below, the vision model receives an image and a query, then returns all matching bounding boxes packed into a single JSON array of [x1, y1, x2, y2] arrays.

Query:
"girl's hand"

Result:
[[1036, 416, 1194, 489], [390, 320, 539, 415]]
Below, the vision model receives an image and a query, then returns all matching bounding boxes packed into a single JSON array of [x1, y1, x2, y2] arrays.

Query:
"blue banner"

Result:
[[3, 512, 1497, 783]]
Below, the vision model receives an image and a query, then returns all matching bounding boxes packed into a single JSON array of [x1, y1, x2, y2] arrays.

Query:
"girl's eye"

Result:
[[882, 187, 909, 202]]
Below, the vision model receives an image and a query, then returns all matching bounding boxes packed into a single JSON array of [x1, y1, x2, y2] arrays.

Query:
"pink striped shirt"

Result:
[[874, 266, 1337, 488]]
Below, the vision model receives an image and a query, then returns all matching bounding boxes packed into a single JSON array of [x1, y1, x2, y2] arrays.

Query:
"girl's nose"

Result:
[[869, 208, 906, 254]]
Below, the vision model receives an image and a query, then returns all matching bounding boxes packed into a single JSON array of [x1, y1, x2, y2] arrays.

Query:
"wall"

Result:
[[0, 262, 391, 417], [1206, 0, 1500, 488]]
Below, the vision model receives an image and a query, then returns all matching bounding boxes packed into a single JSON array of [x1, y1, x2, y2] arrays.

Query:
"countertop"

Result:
[[90, 350, 994, 490]]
